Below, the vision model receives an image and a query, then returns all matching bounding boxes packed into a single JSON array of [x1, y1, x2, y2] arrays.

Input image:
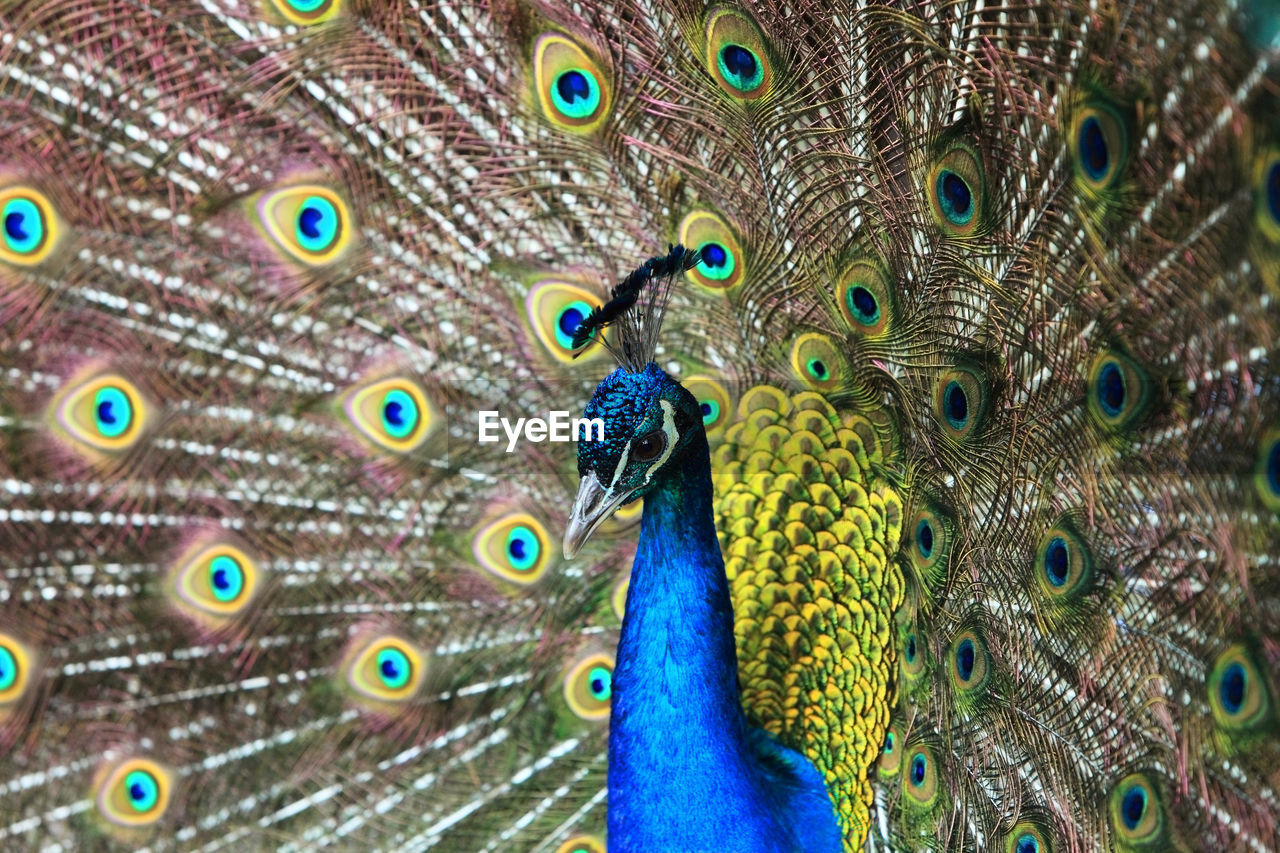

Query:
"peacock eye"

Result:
[[632, 431, 665, 462]]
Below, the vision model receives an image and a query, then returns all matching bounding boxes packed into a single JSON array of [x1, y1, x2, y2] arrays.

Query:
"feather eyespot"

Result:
[[170, 541, 260, 626], [682, 376, 733, 435], [927, 144, 985, 236], [906, 505, 949, 585], [836, 261, 893, 337], [95, 758, 171, 828], [564, 654, 614, 720], [1256, 148, 1280, 243], [0, 635, 32, 708], [1034, 523, 1093, 601], [915, 517, 935, 560], [790, 333, 845, 392], [949, 630, 989, 695], [679, 211, 745, 290], [345, 635, 424, 704], [0, 186, 59, 266], [1087, 351, 1151, 432], [555, 836, 605, 853], [933, 367, 986, 443], [1253, 428, 1280, 510], [473, 513, 551, 584], [254, 185, 351, 266], [901, 744, 939, 808], [877, 725, 901, 778], [269, 0, 341, 25], [1072, 101, 1129, 194], [526, 281, 606, 364], [901, 629, 926, 680], [1006, 823, 1051, 853], [342, 377, 434, 454], [1207, 645, 1273, 730], [705, 9, 772, 99], [1108, 773, 1166, 848], [50, 373, 150, 455], [534, 35, 611, 131]]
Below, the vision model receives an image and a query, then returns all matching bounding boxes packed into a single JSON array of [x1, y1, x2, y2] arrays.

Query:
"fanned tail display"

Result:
[[0, 0, 1278, 850]]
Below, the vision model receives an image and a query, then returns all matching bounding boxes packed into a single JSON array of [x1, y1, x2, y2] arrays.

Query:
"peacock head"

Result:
[[563, 362, 703, 557]]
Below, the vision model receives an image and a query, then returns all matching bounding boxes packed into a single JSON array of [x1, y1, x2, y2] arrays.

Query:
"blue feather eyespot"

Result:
[[564, 654, 615, 721], [170, 541, 260, 627], [933, 367, 986, 443], [901, 744, 939, 808], [473, 513, 552, 584], [836, 260, 894, 337], [526, 281, 607, 364], [705, 9, 772, 100], [907, 505, 949, 583], [1254, 429, 1280, 511], [1005, 823, 1051, 853], [942, 380, 968, 429], [1108, 773, 1166, 848], [927, 144, 985, 236], [342, 376, 434, 454], [1043, 537, 1067, 586], [378, 389, 418, 440], [551, 70, 602, 120], [0, 646, 15, 694], [1207, 645, 1273, 731], [682, 376, 733, 435], [679, 210, 745, 290], [254, 185, 351, 266], [877, 725, 901, 778], [949, 629, 989, 695], [936, 171, 973, 225], [1071, 100, 1129, 194], [505, 525, 541, 571], [901, 629, 926, 679], [269, 0, 340, 24], [1255, 148, 1280, 244], [554, 836, 605, 853], [294, 195, 339, 253], [716, 44, 764, 93], [915, 517, 934, 560], [0, 634, 33, 708], [50, 372, 150, 455], [94, 758, 171, 828], [534, 34, 611, 131], [1086, 351, 1152, 432], [790, 333, 845, 392], [1034, 523, 1093, 601], [0, 186, 60, 266], [697, 242, 735, 280], [345, 635, 424, 704]]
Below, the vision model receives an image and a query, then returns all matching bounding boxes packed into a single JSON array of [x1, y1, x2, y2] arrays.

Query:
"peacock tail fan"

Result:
[[0, 0, 1277, 850]]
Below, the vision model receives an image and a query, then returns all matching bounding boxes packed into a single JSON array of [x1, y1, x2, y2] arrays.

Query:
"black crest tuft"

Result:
[[571, 244, 702, 371]]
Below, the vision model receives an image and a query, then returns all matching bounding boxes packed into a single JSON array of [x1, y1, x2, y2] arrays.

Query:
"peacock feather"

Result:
[[0, 0, 1278, 850]]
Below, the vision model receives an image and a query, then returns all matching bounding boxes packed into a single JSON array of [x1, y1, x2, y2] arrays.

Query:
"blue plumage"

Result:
[[567, 365, 840, 852]]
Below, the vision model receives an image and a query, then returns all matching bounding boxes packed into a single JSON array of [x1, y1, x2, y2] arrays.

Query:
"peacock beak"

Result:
[[563, 471, 632, 559]]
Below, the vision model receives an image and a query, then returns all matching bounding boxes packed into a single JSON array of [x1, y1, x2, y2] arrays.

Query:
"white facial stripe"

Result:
[[642, 400, 679, 485], [608, 437, 631, 489]]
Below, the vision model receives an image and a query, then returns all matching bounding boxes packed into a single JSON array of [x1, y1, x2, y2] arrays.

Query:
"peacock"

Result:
[[0, 0, 1278, 849]]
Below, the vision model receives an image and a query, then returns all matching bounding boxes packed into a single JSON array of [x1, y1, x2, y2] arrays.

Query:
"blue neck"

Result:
[[606, 429, 840, 852]]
